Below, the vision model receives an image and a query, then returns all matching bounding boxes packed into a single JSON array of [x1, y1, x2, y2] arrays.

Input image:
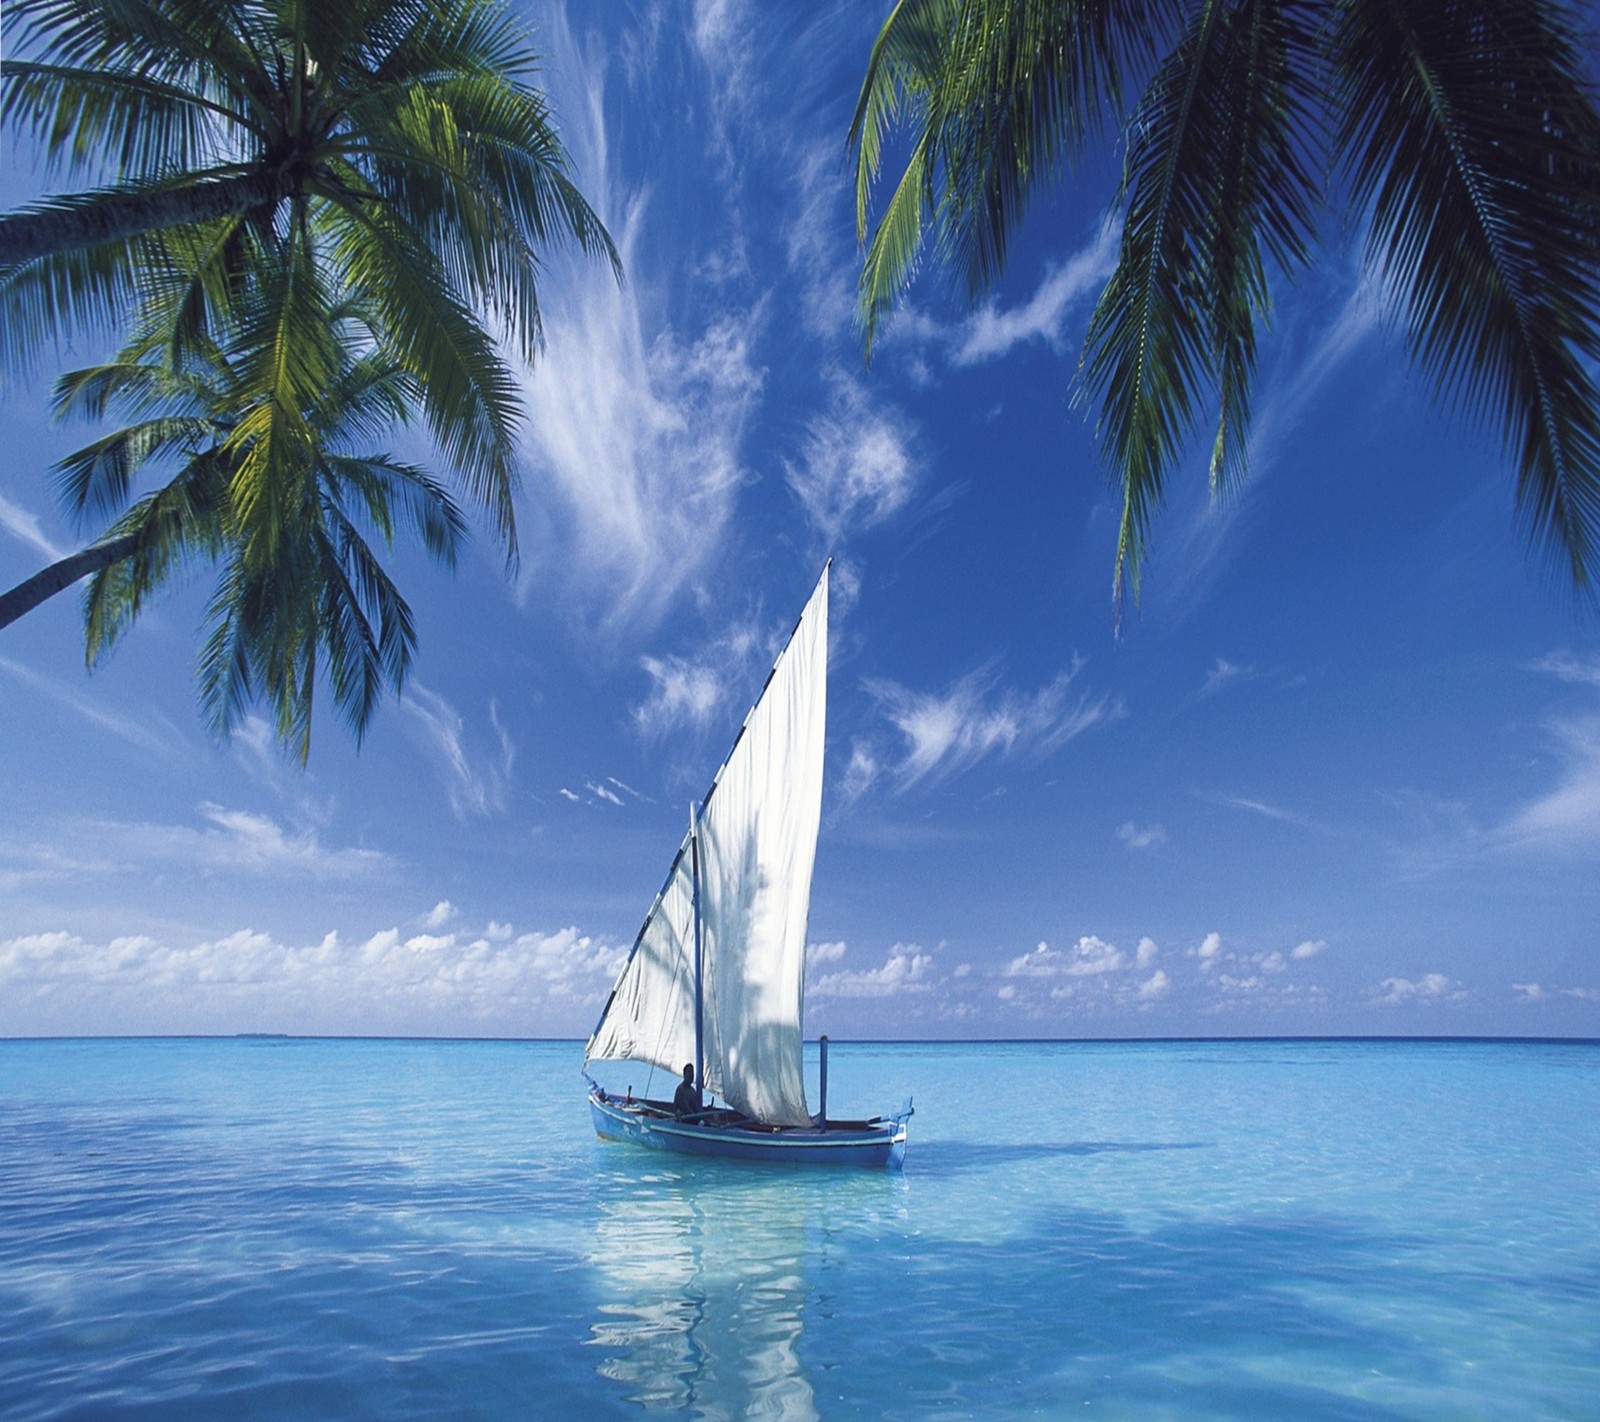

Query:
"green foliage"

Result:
[[56, 295, 468, 763], [851, 0, 1600, 609], [0, 0, 620, 754]]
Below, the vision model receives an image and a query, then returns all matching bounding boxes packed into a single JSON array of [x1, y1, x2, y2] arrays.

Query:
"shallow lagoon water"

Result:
[[1, 1037, 1596, 1419]]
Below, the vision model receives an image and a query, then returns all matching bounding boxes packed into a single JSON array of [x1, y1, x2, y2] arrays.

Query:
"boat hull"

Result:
[[588, 1088, 909, 1169]]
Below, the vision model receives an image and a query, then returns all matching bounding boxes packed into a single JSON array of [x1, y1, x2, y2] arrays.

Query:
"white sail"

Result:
[[585, 566, 829, 1128], [583, 832, 701, 1081]]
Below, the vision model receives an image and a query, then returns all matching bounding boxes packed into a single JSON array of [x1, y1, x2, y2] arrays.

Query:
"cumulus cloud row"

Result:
[[996, 935, 1168, 1013], [808, 942, 933, 999], [0, 922, 624, 1037]]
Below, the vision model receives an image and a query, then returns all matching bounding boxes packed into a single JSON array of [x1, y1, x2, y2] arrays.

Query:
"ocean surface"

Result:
[[1, 1038, 1596, 1420]]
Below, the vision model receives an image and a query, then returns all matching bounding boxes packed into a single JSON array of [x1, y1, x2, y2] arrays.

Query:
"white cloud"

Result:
[[1137, 969, 1169, 1000], [1136, 937, 1159, 968], [634, 654, 724, 736], [1195, 931, 1222, 970], [1374, 973, 1462, 1006], [950, 222, 1119, 366], [423, 900, 457, 930], [22, 804, 388, 883], [0, 655, 181, 758], [510, 17, 762, 636], [1292, 939, 1327, 960], [1512, 982, 1545, 1001], [1117, 821, 1166, 850], [1200, 658, 1254, 698], [1005, 941, 1061, 977], [807, 940, 847, 963], [1500, 714, 1600, 851], [1528, 650, 1600, 689], [785, 140, 856, 338], [689, 0, 758, 173], [1205, 792, 1318, 829], [838, 739, 880, 803], [1004, 936, 1126, 978], [785, 374, 919, 544], [0, 492, 66, 561], [401, 685, 514, 820], [809, 945, 932, 998], [0, 923, 625, 1035], [867, 660, 1121, 789], [1161, 265, 1383, 610]]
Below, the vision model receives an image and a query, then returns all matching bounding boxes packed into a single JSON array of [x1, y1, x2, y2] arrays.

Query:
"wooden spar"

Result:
[[819, 1035, 829, 1132]]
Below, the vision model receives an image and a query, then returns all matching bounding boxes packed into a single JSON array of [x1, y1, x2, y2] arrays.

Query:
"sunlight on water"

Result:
[[1, 1038, 1596, 1419]]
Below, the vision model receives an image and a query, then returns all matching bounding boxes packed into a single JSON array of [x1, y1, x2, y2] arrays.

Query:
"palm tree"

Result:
[[1, 0, 619, 567], [850, 0, 1600, 608], [21, 295, 467, 762]]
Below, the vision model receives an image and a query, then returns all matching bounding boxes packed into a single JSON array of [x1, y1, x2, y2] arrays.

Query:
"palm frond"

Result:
[[851, 0, 1181, 352], [1082, 0, 1320, 607], [1336, 0, 1600, 592], [324, 200, 520, 560], [55, 415, 214, 521]]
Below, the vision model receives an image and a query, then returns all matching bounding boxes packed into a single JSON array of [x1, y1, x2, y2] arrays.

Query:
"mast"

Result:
[[690, 802, 704, 1104]]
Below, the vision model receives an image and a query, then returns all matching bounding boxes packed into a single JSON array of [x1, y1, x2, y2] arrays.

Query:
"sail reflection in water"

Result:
[[586, 1162, 910, 1418]]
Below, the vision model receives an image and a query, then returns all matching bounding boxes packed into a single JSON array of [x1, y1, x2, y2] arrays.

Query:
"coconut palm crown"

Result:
[[1, 0, 620, 564], [851, 0, 1600, 609], [48, 287, 468, 762]]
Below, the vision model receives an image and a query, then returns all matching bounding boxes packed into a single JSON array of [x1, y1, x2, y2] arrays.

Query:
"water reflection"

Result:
[[586, 1160, 905, 1418]]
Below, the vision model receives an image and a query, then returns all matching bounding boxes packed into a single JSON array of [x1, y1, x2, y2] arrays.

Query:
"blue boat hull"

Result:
[[588, 1088, 910, 1169]]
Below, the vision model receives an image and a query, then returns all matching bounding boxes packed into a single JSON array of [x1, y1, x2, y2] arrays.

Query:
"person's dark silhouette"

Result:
[[673, 1062, 701, 1118]]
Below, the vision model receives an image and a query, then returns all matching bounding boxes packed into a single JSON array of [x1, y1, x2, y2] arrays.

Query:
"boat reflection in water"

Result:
[[585, 1160, 908, 1417]]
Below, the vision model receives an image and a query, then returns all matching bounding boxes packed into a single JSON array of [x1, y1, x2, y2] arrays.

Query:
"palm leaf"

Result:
[[1335, 0, 1600, 593]]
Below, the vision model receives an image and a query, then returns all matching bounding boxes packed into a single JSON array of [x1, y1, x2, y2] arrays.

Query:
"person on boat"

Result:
[[672, 1063, 701, 1118]]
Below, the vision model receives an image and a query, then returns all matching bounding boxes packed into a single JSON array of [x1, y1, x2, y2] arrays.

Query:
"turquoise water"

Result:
[[1, 1038, 1596, 1420]]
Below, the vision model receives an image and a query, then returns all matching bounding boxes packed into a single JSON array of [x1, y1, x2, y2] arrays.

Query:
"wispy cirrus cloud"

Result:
[[1117, 821, 1166, 850], [0, 492, 65, 561], [0, 655, 182, 758], [1528, 650, 1600, 689], [785, 373, 920, 545], [401, 686, 515, 820], [865, 660, 1122, 790], [1200, 657, 1256, 698], [1201, 790, 1322, 830], [630, 614, 769, 740], [950, 220, 1119, 367], [1498, 653, 1600, 853], [634, 653, 725, 736], [512, 12, 762, 636], [785, 140, 856, 338], [1, 803, 389, 890]]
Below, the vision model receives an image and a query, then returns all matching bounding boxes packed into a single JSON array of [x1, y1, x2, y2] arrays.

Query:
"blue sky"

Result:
[[2, 0, 1597, 1041]]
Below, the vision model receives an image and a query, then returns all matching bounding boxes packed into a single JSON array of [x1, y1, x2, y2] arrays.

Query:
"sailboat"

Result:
[[583, 563, 912, 1168]]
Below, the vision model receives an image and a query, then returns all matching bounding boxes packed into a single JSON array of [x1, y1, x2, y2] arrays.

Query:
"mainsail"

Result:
[[585, 566, 829, 1127]]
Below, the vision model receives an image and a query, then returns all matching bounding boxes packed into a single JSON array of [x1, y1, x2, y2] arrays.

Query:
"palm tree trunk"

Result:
[[0, 172, 292, 268], [0, 532, 141, 630]]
